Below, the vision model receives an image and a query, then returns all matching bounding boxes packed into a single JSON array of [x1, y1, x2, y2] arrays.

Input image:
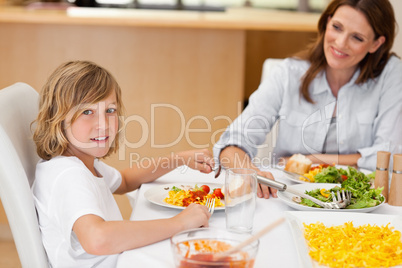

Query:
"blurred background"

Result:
[[4, 0, 330, 11]]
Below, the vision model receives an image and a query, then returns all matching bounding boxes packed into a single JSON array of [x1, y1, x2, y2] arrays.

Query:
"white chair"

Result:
[[260, 58, 284, 83], [0, 83, 49, 267], [255, 59, 283, 162]]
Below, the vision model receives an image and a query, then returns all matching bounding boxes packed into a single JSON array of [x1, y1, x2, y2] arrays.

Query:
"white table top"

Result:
[[116, 167, 402, 268]]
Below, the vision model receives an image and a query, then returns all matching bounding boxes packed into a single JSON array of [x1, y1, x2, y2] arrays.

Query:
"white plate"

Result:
[[144, 182, 225, 210], [277, 183, 385, 212], [285, 211, 402, 268], [275, 165, 373, 184]]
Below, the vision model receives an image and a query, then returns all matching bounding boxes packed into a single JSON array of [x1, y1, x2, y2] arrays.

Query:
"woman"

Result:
[[213, 0, 402, 198]]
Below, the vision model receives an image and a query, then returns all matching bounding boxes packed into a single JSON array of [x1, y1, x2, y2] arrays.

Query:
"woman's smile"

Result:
[[331, 47, 348, 58]]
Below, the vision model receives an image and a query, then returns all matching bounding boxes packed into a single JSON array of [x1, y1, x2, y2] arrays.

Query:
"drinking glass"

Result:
[[224, 168, 257, 234]]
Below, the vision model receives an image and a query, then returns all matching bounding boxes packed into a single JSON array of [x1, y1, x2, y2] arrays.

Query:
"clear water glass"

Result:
[[224, 168, 257, 234]]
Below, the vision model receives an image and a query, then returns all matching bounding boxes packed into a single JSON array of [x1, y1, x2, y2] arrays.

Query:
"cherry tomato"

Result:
[[321, 164, 334, 168], [213, 188, 224, 199], [341, 175, 348, 181], [200, 185, 210, 193]]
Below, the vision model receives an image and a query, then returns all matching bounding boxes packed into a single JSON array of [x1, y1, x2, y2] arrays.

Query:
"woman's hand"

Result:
[[220, 146, 278, 199], [175, 149, 215, 174], [173, 203, 211, 230], [256, 170, 278, 199]]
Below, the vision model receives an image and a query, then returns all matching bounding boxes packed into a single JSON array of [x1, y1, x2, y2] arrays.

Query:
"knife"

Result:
[[269, 166, 311, 182]]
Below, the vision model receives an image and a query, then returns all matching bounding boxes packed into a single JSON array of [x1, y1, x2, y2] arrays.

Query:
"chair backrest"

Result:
[[260, 58, 284, 83], [0, 83, 49, 267], [256, 59, 283, 161]]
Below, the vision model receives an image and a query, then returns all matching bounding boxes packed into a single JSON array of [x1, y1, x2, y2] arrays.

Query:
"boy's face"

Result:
[[64, 92, 118, 163]]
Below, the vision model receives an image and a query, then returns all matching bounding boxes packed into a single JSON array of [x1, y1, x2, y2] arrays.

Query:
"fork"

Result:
[[330, 190, 352, 209], [255, 175, 352, 209], [289, 188, 352, 209], [205, 198, 216, 215]]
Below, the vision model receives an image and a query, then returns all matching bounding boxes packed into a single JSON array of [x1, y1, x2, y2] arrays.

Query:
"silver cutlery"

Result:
[[269, 166, 312, 182], [256, 175, 351, 209], [212, 164, 351, 209], [205, 198, 215, 215]]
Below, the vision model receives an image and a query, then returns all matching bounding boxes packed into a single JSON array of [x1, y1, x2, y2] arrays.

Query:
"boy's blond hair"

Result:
[[33, 61, 124, 160]]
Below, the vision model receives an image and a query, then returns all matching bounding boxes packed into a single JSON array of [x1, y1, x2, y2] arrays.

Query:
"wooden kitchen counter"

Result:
[[0, 6, 319, 31]]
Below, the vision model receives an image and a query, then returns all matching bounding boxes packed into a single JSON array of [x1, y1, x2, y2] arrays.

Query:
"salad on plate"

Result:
[[300, 164, 372, 183], [298, 166, 384, 209]]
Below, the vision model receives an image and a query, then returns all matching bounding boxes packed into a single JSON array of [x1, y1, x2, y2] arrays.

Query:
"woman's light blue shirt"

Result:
[[213, 56, 402, 171]]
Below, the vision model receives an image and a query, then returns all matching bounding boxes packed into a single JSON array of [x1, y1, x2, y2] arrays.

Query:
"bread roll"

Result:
[[285, 154, 312, 175]]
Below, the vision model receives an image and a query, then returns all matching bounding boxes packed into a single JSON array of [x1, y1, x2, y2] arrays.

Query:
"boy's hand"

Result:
[[175, 149, 215, 173], [174, 203, 211, 230]]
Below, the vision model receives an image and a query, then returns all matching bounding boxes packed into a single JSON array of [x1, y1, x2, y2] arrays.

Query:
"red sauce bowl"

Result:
[[170, 228, 259, 268]]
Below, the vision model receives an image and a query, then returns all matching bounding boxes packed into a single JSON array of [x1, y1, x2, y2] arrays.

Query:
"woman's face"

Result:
[[324, 5, 385, 74], [64, 91, 118, 163]]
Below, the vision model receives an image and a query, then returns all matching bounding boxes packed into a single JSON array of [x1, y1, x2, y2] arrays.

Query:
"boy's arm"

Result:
[[114, 149, 215, 194], [72, 203, 210, 255]]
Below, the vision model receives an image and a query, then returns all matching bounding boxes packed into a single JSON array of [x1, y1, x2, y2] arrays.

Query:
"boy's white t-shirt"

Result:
[[33, 156, 123, 268]]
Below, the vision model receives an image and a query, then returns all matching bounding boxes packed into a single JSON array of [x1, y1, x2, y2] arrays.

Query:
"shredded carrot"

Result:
[[303, 222, 402, 268]]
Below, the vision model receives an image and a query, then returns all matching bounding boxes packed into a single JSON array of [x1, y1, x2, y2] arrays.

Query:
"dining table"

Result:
[[116, 166, 402, 268]]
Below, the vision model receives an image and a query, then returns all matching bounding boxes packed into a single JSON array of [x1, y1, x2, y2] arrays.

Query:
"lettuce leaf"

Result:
[[314, 166, 342, 183], [301, 166, 384, 209]]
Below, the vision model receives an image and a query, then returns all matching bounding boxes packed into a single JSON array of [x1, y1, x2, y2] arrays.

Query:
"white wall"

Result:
[[390, 0, 402, 56]]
